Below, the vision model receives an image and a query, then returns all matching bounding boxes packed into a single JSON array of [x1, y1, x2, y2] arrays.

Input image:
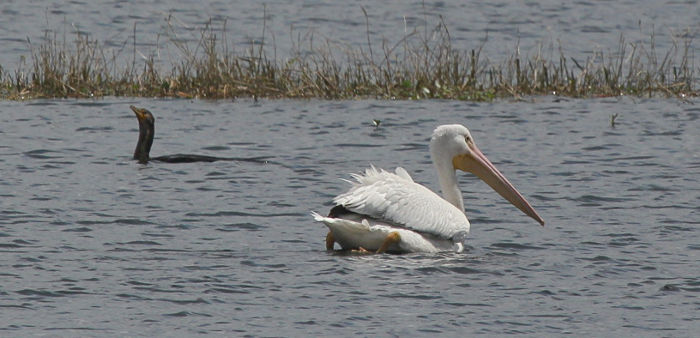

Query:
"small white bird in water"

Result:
[[312, 124, 544, 253]]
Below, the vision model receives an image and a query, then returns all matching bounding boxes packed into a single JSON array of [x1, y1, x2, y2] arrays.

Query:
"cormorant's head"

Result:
[[130, 105, 155, 128]]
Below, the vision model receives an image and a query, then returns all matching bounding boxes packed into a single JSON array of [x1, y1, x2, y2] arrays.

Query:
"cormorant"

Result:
[[131, 105, 256, 164]]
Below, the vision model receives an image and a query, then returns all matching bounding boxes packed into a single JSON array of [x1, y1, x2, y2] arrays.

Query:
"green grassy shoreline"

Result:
[[0, 18, 696, 101]]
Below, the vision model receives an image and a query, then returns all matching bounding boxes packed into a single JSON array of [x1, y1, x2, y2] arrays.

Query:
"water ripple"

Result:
[[1, 97, 698, 336]]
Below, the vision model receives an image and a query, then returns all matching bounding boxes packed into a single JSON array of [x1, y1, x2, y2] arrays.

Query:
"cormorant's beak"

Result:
[[130, 105, 148, 121], [453, 141, 545, 226]]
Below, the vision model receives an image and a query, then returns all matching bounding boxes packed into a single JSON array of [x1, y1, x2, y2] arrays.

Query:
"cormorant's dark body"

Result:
[[131, 105, 262, 164], [150, 154, 223, 163]]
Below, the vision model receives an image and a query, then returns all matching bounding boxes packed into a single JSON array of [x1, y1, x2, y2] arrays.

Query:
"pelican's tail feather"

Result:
[[312, 212, 387, 250], [310, 211, 445, 253]]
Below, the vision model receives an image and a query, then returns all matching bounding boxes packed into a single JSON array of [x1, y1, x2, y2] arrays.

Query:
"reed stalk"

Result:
[[0, 16, 696, 100]]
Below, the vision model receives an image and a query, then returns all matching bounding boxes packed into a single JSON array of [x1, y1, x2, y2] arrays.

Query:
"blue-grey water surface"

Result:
[[1, 0, 698, 71], [1, 97, 699, 336], [2, 0, 700, 336]]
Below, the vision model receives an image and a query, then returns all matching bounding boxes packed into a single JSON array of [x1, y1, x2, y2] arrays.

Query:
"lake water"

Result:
[[1, 0, 700, 336], [1, 0, 698, 71], [1, 97, 699, 336]]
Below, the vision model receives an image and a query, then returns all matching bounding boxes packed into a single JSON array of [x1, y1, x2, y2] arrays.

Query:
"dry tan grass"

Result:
[[0, 16, 696, 100]]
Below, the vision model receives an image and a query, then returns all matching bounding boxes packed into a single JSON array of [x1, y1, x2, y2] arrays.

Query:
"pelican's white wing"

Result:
[[333, 166, 470, 239]]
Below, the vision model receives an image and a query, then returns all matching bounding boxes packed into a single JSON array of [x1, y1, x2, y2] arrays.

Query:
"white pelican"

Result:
[[312, 124, 544, 253]]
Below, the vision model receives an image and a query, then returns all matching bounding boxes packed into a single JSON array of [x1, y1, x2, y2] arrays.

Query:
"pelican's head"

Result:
[[430, 124, 545, 226]]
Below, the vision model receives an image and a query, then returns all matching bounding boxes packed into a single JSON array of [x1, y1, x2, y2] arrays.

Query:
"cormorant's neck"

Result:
[[134, 121, 154, 163]]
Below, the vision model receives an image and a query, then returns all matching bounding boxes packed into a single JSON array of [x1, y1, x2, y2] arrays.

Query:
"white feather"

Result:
[[311, 212, 453, 253], [332, 165, 470, 239], [312, 124, 492, 253], [312, 123, 543, 254]]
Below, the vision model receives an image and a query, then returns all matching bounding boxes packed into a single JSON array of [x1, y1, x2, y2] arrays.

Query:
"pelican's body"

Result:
[[313, 124, 544, 254], [313, 166, 469, 253]]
